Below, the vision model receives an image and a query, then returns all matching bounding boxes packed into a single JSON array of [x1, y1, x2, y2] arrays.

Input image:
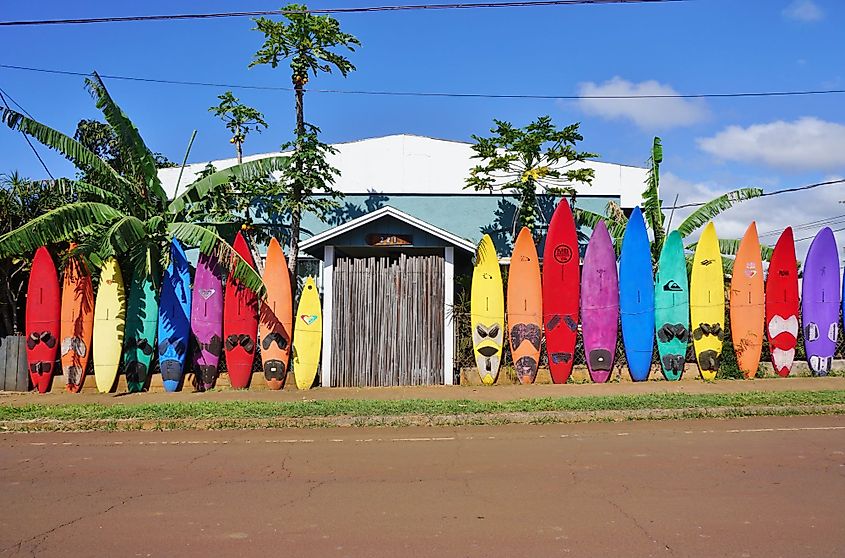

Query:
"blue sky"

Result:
[[1, 0, 844, 252]]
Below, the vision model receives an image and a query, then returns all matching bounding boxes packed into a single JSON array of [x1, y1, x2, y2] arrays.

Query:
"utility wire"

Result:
[[0, 87, 55, 180], [0, 0, 692, 26], [758, 214, 845, 238], [794, 225, 845, 243], [3, 63, 845, 100], [662, 179, 845, 210]]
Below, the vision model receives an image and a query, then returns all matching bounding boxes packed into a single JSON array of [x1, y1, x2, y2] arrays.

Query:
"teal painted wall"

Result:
[[254, 193, 618, 256]]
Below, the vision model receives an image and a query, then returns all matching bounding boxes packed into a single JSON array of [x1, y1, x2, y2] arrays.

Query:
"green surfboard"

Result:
[[654, 231, 690, 380], [123, 257, 159, 392]]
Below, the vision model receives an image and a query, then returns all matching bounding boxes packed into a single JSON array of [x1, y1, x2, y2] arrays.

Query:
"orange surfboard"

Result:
[[259, 238, 293, 390], [507, 227, 543, 384], [730, 222, 765, 378], [60, 251, 94, 392]]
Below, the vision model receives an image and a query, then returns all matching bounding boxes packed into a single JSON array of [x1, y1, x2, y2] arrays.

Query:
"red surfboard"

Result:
[[223, 232, 260, 389], [765, 227, 799, 377], [542, 199, 580, 383], [26, 246, 61, 393]]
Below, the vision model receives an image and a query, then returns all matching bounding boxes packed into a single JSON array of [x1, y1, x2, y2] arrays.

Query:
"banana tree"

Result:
[[577, 137, 771, 270], [0, 72, 288, 291]]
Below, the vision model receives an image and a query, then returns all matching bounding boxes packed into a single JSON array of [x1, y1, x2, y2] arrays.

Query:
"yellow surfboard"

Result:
[[690, 223, 725, 381], [93, 257, 126, 393], [471, 234, 504, 385], [292, 277, 322, 390]]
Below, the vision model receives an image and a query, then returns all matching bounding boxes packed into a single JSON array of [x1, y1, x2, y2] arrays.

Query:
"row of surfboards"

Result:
[[471, 200, 843, 384], [25, 232, 323, 394]]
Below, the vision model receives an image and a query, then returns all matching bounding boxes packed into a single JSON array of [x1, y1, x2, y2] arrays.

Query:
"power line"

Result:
[[794, 225, 845, 244], [0, 0, 691, 27], [662, 179, 845, 211], [758, 214, 845, 238], [0, 87, 55, 180], [3, 63, 845, 100]]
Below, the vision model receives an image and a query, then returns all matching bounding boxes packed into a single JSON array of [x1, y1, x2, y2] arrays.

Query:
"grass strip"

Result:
[[2, 390, 844, 423]]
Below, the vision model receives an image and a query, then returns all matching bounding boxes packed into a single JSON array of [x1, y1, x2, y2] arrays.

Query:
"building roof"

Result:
[[299, 205, 477, 258], [158, 134, 648, 207]]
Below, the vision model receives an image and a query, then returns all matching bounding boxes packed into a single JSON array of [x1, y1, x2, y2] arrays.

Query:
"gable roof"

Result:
[[299, 205, 477, 257], [157, 134, 648, 207]]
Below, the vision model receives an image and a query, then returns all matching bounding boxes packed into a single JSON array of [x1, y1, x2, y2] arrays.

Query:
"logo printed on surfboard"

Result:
[[300, 314, 318, 325], [199, 288, 216, 300], [663, 280, 682, 292], [554, 245, 573, 264]]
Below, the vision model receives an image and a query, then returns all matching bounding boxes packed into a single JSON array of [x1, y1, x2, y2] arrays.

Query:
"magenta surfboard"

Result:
[[580, 221, 619, 383], [191, 251, 224, 390]]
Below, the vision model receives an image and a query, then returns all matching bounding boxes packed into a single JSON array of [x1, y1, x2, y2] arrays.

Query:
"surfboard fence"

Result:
[[450, 311, 845, 383], [330, 252, 445, 387], [0, 335, 29, 391]]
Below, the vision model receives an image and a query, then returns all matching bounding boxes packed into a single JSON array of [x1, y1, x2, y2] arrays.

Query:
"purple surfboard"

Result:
[[191, 252, 224, 390], [581, 221, 619, 383], [802, 227, 841, 376]]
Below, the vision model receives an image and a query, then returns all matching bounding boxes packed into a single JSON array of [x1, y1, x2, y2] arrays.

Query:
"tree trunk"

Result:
[[236, 141, 243, 165], [287, 82, 306, 278]]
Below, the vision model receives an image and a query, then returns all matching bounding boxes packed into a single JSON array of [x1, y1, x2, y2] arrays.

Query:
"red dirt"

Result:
[[1, 415, 843, 556]]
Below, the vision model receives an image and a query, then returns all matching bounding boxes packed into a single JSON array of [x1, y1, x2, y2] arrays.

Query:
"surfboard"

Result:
[[507, 227, 542, 384], [471, 234, 504, 385], [292, 276, 322, 390], [157, 239, 192, 392], [191, 251, 224, 391], [542, 199, 580, 384], [123, 255, 159, 393], [93, 258, 126, 393], [730, 222, 765, 379], [619, 207, 655, 381], [223, 231, 259, 389], [26, 246, 61, 393], [260, 237, 293, 390], [60, 248, 94, 393], [581, 221, 618, 383], [654, 231, 689, 381], [802, 227, 840, 376], [690, 222, 724, 381], [765, 227, 799, 377]]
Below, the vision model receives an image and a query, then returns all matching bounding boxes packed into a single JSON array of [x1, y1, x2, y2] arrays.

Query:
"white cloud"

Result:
[[697, 117, 845, 171], [783, 0, 824, 22], [576, 77, 708, 130], [661, 172, 845, 264]]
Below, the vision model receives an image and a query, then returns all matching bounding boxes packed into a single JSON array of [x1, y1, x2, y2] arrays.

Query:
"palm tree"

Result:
[[0, 72, 288, 290], [578, 137, 771, 269]]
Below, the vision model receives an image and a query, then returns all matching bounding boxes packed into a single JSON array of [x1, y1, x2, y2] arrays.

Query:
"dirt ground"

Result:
[[1, 415, 843, 557], [3, 375, 845, 407]]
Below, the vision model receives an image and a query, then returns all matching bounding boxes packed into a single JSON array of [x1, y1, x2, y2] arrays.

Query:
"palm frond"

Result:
[[641, 137, 665, 248], [676, 187, 763, 238], [167, 222, 265, 295], [85, 72, 168, 206], [96, 215, 147, 262], [169, 156, 290, 214], [1, 108, 128, 191], [576, 208, 627, 247], [0, 202, 124, 258], [52, 177, 126, 207]]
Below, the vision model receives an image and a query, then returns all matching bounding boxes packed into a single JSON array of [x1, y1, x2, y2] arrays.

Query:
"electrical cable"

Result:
[[3, 63, 844, 100], [0, 87, 55, 180], [0, 0, 693, 27]]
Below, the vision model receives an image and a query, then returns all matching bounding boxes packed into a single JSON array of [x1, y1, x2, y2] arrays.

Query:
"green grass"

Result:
[[2, 390, 844, 424]]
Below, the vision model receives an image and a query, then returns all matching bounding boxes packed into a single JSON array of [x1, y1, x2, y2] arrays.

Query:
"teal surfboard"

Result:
[[654, 231, 690, 380], [123, 257, 160, 392]]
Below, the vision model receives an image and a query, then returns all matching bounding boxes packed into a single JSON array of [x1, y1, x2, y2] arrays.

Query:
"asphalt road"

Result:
[[1, 416, 843, 557]]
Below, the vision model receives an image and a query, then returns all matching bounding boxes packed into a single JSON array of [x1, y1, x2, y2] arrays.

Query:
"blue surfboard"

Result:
[[157, 239, 192, 392], [619, 207, 655, 381]]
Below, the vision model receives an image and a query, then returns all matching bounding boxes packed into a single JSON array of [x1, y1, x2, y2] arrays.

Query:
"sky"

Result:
[[1, 0, 844, 260]]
